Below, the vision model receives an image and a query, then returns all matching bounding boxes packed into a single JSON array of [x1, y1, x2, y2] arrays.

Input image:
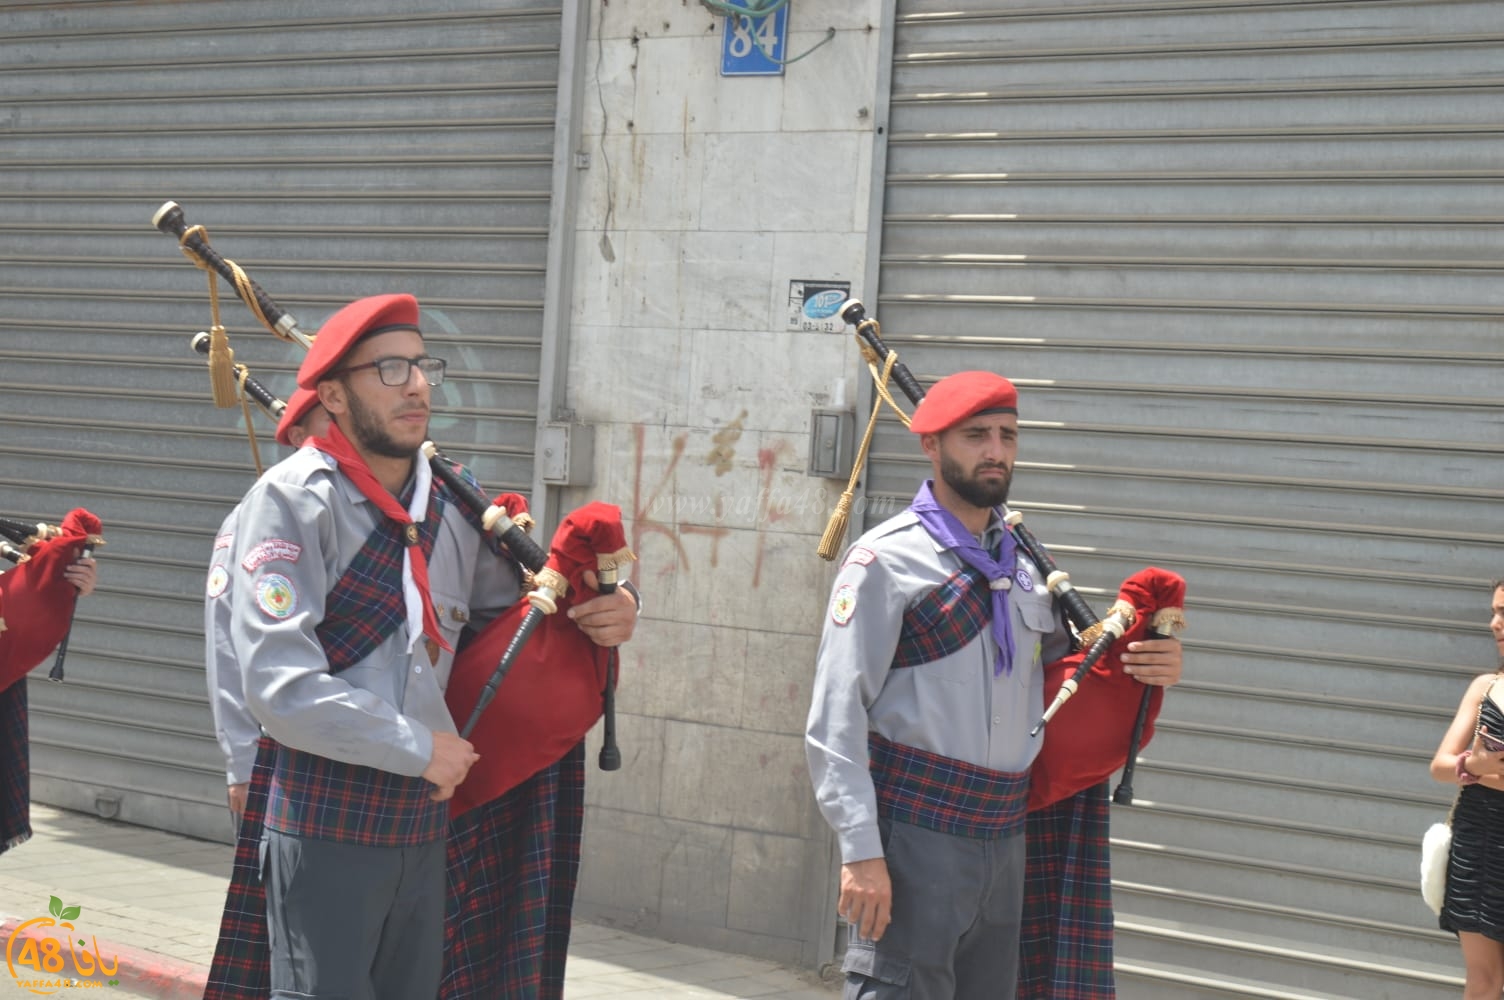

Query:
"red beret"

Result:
[[274, 387, 321, 446], [296, 293, 421, 389], [909, 371, 1018, 434]]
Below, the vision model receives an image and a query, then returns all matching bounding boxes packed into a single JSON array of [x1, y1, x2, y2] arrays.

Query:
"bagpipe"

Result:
[[0, 510, 105, 690], [158, 200, 634, 810], [824, 299, 1185, 808]]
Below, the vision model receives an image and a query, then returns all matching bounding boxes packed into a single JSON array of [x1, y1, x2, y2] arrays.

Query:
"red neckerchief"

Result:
[[306, 423, 450, 654]]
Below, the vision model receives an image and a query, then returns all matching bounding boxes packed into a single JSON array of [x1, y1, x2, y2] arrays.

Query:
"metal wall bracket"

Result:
[[541, 421, 595, 486], [807, 407, 855, 480]]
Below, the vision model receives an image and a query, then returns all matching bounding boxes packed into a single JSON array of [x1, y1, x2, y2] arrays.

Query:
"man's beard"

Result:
[[939, 451, 1011, 509], [344, 385, 423, 460]]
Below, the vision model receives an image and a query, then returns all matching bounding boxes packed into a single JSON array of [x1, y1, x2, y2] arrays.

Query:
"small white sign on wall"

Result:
[[787, 279, 851, 332]]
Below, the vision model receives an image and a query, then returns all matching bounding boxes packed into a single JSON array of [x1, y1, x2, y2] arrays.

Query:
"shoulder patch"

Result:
[[255, 573, 298, 619], [830, 583, 858, 626], [214, 532, 234, 551], [206, 565, 230, 599], [843, 546, 877, 568], [241, 539, 303, 572]]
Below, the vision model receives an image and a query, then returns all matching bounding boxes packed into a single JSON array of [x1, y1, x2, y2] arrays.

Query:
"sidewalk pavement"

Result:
[[0, 803, 838, 1000]]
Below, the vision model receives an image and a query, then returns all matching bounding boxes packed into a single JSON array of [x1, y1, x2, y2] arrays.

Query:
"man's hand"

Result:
[[227, 783, 249, 825], [839, 857, 892, 942], [1121, 636, 1181, 687], [566, 571, 639, 648], [63, 558, 97, 597], [423, 731, 480, 802]]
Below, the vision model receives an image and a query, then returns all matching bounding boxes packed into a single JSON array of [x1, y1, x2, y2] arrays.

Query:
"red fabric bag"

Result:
[[1028, 566, 1186, 811], [0, 508, 103, 692], [446, 502, 628, 817]]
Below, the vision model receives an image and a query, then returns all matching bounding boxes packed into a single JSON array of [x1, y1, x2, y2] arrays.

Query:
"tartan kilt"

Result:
[[203, 736, 276, 1000], [0, 680, 29, 855], [203, 738, 586, 1000], [442, 741, 585, 1000], [1019, 782, 1115, 1000]]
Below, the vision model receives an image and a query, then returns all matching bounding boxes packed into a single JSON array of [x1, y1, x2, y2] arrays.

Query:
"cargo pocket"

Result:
[[842, 939, 911, 999]]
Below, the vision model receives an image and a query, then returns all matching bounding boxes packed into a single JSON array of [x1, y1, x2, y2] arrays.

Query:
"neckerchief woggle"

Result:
[[305, 423, 450, 656], [908, 480, 1016, 676]]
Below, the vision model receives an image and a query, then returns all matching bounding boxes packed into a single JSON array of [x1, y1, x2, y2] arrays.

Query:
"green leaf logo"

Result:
[[48, 896, 62, 918], [60, 906, 81, 921]]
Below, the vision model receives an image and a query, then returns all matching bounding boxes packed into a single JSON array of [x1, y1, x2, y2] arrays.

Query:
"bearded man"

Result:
[[806, 370, 1183, 1000]]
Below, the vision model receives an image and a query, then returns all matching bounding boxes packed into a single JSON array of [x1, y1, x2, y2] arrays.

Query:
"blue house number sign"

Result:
[[721, 6, 788, 77]]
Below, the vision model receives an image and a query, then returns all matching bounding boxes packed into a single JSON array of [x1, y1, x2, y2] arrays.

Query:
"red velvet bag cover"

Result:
[[446, 501, 627, 818], [0, 508, 103, 692], [1027, 566, 1186, 811]]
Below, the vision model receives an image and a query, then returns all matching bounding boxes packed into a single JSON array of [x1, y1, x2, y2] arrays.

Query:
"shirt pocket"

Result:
[[1013, 587, 1057, 644], [429, 589, 472, 678]]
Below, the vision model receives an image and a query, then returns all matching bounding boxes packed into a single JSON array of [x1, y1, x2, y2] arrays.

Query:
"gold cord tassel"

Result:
[[238, 370, 265, 478], [816, 491, 856, 562], [817, 352, 903, 561], [206, 324, 238, 408]]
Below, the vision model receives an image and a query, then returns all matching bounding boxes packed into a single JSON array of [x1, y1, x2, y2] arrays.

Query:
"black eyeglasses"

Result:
[[328, 355, 447, 387]]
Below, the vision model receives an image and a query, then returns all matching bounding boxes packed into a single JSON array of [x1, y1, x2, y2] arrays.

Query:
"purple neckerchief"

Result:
[[908, 480, 1016, 676]]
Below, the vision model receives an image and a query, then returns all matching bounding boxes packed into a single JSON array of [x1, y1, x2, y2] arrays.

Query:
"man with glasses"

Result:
[[222, 293, 638, 1000]]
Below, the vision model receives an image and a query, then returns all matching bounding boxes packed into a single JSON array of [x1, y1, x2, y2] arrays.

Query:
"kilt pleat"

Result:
[[0, 681, 30, 855], [1019, 783, 1115, 1000]]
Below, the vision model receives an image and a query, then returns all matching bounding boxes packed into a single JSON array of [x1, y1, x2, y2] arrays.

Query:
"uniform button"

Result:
[[414, 664, 423, 674], [993, 716, 1002, 726]]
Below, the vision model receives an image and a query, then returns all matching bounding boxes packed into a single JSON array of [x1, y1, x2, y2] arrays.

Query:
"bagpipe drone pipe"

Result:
[[159, 200, 634, 811], [0, 510, 105, 690], [829, 299, 1186, 807]]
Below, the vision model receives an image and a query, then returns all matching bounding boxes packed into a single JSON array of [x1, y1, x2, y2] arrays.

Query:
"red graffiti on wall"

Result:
[[629, 425, 798, 588], [630, 425, 730, 582]]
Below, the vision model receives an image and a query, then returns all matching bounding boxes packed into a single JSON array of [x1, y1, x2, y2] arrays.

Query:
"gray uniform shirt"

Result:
[[230, 447, 520, 779], [205, 504, 260, 786], [806, 508, 1073, 863]]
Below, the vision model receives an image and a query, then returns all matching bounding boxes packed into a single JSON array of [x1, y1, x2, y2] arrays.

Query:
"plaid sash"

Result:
[[891, 567, 991, 669], [264, 480, 450, 847], [0, 681, 30, 854], [312, 475, 445, 672], [867, 731, 1029, 840], [1020, 784, 1115, 999]]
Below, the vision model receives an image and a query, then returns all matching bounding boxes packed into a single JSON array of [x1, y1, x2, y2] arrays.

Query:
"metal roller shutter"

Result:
[[0, 0, 563, 844], [869, 1, 1504, 996]]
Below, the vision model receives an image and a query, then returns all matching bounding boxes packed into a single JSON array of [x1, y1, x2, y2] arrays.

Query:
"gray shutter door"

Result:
[[873, 2, 1504, 996], [0, 1, 562, 843]]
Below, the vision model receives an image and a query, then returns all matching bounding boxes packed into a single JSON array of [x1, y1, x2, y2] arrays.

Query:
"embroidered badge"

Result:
[[843, 546, 877, 568], [242, 539, 303, 572], [1014, 567, 1034, 592], [255, 574, 297, 619], [214, 532, 234, 551], [206, 565, 229, 599], [831, 583, 858, 626]]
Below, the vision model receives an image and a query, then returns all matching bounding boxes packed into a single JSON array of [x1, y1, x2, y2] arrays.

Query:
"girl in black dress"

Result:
[[1430, 581, 1504, 1000]]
